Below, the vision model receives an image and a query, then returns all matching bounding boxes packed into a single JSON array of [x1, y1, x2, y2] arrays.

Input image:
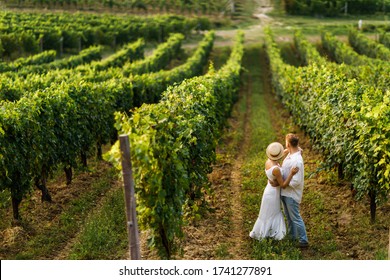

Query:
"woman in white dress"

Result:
[[249, 142, 299, 241]]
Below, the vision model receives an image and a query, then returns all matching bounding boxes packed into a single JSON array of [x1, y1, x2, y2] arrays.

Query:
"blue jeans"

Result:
[[281, 196, 308, 244]]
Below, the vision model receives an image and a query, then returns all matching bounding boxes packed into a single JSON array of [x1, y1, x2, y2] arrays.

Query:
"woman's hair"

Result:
[[286, 133, 299, 147]]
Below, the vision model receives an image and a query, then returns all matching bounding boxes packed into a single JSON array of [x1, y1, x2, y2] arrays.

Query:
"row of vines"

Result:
[[3, 0, 236, 16], [106, 30, 244, 258], [0, 39, 144, 101], [0, 10, 215, 226], [0, 11, 210, 58]]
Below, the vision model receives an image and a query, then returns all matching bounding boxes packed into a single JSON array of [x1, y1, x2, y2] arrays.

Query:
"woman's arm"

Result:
[[273, 167, 299, 188]]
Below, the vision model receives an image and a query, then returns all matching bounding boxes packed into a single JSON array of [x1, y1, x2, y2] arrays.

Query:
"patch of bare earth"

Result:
[[0, 160, 115, 259], [253, 0, 274, 25]]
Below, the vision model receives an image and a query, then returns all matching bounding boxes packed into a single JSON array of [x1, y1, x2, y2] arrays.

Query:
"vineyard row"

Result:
[[0, 33, 186, 102], [0, 11, 209, 58], [105, 30, 245, 258], [0, 31, 215, 221]]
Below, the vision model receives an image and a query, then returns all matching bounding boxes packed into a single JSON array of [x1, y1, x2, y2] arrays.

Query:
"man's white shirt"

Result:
[[281, 151, 304, 203]]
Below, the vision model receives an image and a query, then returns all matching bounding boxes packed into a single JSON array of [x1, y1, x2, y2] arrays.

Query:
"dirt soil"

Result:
[[0, 160, 116, 259]]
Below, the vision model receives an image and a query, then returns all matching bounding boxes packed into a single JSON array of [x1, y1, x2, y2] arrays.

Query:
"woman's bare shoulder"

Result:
[[272, 166, 282, 176]]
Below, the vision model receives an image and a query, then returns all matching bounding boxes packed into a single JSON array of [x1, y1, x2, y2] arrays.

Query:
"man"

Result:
[[273, 133, 308, 248]]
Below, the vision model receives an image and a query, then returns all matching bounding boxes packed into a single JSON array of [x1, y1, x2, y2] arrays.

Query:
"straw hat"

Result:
[[266, 142, 284, 161]]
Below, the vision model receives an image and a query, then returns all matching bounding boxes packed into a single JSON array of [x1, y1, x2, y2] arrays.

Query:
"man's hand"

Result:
[[291, 166, 299, 175], [269, 179, 279, 187]]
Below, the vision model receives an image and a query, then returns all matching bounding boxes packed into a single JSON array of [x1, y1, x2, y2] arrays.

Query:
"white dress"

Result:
[[249, 165, 286, 240]]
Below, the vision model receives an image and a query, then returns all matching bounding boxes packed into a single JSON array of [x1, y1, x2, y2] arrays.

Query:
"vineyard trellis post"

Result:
[[119, 134, 141, 260], [39, 37, 43, 53], [78, 37, 82, 53], [59, 37, 63, 57]]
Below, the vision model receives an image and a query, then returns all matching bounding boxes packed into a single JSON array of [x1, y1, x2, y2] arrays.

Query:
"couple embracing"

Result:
[[249, 133, 309, 248]]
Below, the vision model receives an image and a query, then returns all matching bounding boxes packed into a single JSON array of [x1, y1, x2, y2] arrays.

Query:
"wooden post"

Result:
[[59, 37, 63, 57], [112, 36, 116, 50], [39, 37, 43, 53], [78, 37, 82, 53], [119, 134, 141, 260]]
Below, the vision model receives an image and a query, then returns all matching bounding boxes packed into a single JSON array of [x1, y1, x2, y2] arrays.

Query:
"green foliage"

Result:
[[2, 0, 242, 17], [0, 33, 184, 102], [283, 0, 390, 16], [294, 28, 389, 93], [348, 28, 390, 61], [12, 50, 57, 68], [320, 30, 390, 91], [353, 90, 390, 202], [322, 30, 377, 65], [379, 32, 390, 48], [0, 31, 202, 103], [0, 28, 214, 223], [123, 33, 185, 76], [105, 30, 244, 258], [16, 45, 103, 76], [128, 31, 215, 108], [0, 31, 39, 58], [0, 50, 57, 72], [0, 11, 205, 49], [89, 39, 145, 71], [293, 29, 328, 65]]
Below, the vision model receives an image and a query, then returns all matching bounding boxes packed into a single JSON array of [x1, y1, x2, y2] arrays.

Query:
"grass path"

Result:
[[0, 161, 119, 259], [239, 44, 303, 259], [225, 48, 253, 260]]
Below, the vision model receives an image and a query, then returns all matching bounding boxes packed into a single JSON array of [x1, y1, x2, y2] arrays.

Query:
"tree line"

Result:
[[282, 0, 390, 16]]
